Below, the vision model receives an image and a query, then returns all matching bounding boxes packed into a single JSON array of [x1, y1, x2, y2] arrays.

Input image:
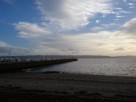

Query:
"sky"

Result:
[[0, 0, 136, 56]]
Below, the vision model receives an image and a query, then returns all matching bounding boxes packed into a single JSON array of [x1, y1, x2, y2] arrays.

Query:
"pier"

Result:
[[0, 58, 78, 73]]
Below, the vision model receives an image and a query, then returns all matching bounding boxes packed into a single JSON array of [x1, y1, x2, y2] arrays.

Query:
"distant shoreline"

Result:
[[1, 55, 136, 58]]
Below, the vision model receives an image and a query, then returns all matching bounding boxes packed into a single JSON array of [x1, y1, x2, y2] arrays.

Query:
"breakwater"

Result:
[[0, 58, 78, 73]]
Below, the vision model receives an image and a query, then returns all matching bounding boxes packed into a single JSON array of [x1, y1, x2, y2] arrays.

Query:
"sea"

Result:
[[30, 57, 136, 77], [1, 56, 136, 77]]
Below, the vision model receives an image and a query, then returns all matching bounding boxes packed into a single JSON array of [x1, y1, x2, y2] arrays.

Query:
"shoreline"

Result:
[[0, 72, 136, 101]]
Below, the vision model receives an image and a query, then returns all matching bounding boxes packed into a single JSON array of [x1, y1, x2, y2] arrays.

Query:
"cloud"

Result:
[[95, 20, 101, 24], [13, 0, 136, 57], [0, 41, 8, 47], [14, 22, 51, 38], [115, 47, 125, 51], [0, 41, 36, 56], [123, 0, 127, 2], [122, 18, 136, 35], [36, 0, 113, 30], [0, 41, 13, 55], [128, 3, 135, 6], [13, 18, 136, 56], [60, 30, 136, 55], [116, 15, 125, 18], [92, 23, 119, 31], [28, 30, 136, 56], [35, 18, 136, 55]]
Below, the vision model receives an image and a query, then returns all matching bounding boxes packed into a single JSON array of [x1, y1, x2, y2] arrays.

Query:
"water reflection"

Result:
[[32, 58, 136, 77]]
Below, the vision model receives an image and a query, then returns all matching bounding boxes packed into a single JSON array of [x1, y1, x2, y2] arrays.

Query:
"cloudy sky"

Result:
[[0, 0, 136, 56]]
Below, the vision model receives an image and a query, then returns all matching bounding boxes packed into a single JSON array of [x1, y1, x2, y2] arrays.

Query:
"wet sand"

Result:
[[0, 72, 136, 102]]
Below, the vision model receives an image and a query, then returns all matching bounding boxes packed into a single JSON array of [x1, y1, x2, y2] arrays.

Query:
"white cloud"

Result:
[[0, 41, 36, 56], [36, 0, 113, 30], [32, 18, 136, 56], [60, 30, 136, 55], [14, 22, 51, 38], [0, 41, 8, 47], [12, 18, 136, 56], [129, 6, 135, 8], [128, 3, 135, 6], [123, 0, 127, 2], [92, 23, 119, 31], [122, 18, 136, 35], [13, 0, 136, 57], [116, 15, 125, 18], [95, 20, 101, 24]]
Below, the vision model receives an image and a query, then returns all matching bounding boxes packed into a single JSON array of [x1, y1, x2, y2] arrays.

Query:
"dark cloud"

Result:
[[115, 47, 125, 51]]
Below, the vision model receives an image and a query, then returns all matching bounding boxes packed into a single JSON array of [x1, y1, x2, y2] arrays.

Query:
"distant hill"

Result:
[[74, 55, 111, 58], [113, 56, 136, 58]]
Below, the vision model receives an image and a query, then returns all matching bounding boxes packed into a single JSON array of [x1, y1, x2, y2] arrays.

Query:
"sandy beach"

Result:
[[0, 72, 136, 102]]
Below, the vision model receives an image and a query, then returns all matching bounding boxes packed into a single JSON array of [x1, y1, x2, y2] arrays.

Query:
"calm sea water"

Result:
[[32, 58, 136, 77]]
